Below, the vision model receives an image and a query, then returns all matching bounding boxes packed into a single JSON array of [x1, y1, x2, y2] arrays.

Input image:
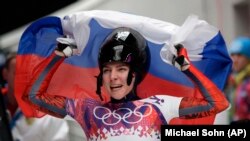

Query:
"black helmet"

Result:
[[96, 27, 150, 100]]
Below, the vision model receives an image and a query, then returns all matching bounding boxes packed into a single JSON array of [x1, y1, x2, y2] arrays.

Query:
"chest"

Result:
[[67, 99, 166, 140]]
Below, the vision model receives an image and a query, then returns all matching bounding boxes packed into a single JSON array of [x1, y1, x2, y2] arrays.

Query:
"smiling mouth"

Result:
[[110, 85, 122, 90]]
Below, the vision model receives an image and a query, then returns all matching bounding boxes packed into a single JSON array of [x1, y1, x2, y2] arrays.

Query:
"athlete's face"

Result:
[[102, 62, 135, 100], [231, 53, 250, 73]]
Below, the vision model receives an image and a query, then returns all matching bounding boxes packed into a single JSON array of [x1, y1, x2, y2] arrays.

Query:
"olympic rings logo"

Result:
[[93, 104, 152, 125]]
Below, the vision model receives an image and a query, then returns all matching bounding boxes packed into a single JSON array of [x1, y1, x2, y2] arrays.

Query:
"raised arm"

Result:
[[24, 39, 77, 118], [172, 44, 229, 119], [24, 53, 67, 118]]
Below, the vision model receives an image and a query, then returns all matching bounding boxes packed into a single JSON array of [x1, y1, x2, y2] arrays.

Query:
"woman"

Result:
[[24, 27, 229, 140]]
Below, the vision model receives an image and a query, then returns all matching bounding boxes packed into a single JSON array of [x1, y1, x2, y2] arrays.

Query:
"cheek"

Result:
[[121, 74, 127, 81], [102, 75, 109, 84], [120, 73, 130, 83]]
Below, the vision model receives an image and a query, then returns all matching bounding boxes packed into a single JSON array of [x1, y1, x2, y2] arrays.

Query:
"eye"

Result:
[[103, 68, 110, 73], [118, 67, 128, 72]]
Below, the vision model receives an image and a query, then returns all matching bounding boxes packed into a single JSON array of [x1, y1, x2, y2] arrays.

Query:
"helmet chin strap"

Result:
[[127, 70, 133, 85], [95, 72, 104, 101]]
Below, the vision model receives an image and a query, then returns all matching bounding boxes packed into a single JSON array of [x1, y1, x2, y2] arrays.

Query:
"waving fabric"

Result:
[[15, 10, 232, 124]]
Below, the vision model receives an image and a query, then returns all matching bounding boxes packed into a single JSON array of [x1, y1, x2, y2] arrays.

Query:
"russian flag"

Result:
[[15, 10, 232, 124]]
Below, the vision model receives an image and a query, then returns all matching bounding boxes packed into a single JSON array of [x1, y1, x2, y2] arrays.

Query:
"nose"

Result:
[[110, 69, 118, 80]]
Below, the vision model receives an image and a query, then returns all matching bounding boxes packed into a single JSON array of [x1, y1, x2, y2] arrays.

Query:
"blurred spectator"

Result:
[[225, 36, 250, 123], [2, 51, 70, 141], [0, 49, 7, 87]]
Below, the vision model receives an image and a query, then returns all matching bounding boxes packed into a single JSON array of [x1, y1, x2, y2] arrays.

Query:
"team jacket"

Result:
[[24, 53, 229, 141]]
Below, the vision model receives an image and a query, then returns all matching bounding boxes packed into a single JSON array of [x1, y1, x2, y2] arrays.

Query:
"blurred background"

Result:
[[0, 0, 249, 140]]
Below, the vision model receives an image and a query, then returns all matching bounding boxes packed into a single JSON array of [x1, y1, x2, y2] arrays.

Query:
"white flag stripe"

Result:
[[60, 10, 219, 65]]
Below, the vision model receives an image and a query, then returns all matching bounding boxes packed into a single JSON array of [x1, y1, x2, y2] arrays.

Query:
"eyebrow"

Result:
[[103, 63, 128, 69]]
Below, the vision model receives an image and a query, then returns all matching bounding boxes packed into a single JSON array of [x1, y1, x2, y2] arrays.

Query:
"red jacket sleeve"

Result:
[[23, 53, 67, 118], [179, 64, 229, 119]]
